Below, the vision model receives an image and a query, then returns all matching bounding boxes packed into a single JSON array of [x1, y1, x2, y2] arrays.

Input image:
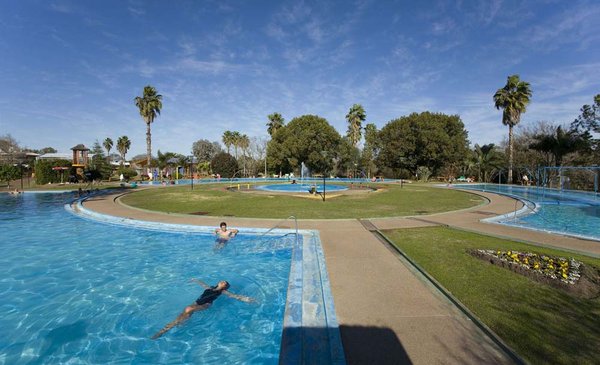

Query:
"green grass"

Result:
[[383, 227, 600, 365], [119, 183, 484, 219]]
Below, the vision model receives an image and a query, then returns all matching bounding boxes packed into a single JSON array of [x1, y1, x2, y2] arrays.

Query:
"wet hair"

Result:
[[219, 281, 230, 289], [220, 222, 227, 228]]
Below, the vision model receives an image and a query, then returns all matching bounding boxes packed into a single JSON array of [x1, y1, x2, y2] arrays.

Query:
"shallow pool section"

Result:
[[0, 193, 345, 364], [455, 184, 600, 241], [255, 183, 348, 193]]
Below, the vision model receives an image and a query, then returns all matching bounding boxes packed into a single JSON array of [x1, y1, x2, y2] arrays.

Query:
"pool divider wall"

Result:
[[67, 196, 346, 365]]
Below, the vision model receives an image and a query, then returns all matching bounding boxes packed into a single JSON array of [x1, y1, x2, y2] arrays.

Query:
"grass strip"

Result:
[[384, 226, 600, 365]]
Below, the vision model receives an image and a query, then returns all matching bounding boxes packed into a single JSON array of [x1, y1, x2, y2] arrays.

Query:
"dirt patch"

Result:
[[469, 249, 600, 299]]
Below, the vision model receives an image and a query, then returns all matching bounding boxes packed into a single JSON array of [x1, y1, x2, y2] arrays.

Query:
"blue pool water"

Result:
[[456, 184, 600, 241], [255, 183, 348, 193], [0, 193, 295, 364]]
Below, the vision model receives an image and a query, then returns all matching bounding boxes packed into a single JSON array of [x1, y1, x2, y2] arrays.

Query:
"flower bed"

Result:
[[469, 249, 600, 298]]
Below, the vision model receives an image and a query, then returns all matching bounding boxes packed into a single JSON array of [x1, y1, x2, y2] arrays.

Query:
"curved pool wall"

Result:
[[0, 192, 345, 364], [455, 184, 600, 241], [70, 197, 346, 364]]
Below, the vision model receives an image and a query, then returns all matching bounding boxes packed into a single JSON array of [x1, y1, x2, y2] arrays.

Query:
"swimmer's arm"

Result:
[[223, 290, 255, 303], [190, 278, 210, 289], [230, 229, 239, 236]]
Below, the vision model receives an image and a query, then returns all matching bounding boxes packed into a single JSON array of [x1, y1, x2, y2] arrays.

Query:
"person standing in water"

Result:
[[151, 279, 254, 339], [215, 222, 239, 241]]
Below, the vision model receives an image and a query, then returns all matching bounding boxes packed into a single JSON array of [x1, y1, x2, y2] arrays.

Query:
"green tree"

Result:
[[103, 138, 113, 161], [34, 159, 71, 185], [267, 115, 342, 175], [346, 104, 366, 147], [0, 164, 21, 188], [493, 74, 532, 183], [361, 123, 379, 177], [134, 85, 163, 171], [337, 137, 360, 177], [89, 141, 112, 180], [238, 134, 250, 176], [192, 139, 222, 163], [231, 131, 242, 159], [472, 144, 504, 182], [116, 136, 131, 163], [529, 126, 589, 167], [211, 152, 238, 178], [222, 130, 234, 154], [267, 113, 285, 137], [376, 112, 469, 178]]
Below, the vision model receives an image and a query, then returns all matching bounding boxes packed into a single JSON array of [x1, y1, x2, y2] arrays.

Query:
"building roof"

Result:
[[71, 144, 89, 151]]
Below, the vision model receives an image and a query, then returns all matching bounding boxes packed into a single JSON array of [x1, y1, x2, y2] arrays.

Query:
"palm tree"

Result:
[[473, 144, 503, 182], [134, 85, 163, 172], [116, 136, 131, 164], [231, 131, 241, 159], [493, 75, 532, 183], [222, 131, 234, 154], [103, 138, 113, 162], [530, 126, 589, 167], [346, 104, 366, 147], [239, 134, 250, 176], [266, 113, 285, 136]]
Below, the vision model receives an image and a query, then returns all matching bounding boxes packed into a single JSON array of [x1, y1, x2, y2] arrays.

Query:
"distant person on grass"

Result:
[[151, 279, 254, 339]]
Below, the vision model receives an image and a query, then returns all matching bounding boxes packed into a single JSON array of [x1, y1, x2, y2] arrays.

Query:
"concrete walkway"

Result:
[[80, 189, 599, 364]]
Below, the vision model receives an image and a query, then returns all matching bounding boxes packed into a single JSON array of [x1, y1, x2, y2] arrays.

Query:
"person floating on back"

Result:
[[151, 279, 254, 339]]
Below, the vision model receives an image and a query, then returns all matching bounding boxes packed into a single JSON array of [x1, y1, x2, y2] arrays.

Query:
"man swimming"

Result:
[[151, 279, 254, 339], [215, 222, 239, 241]]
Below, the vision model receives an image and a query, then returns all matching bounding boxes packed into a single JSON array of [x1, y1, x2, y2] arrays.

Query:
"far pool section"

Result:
[[455, 184, 600, 241], [255, 183, 348, 193]]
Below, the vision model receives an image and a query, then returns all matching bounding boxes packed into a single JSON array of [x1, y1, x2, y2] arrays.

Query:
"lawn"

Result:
[[383, 226, 600, 365], [119, 183, 484, 219]]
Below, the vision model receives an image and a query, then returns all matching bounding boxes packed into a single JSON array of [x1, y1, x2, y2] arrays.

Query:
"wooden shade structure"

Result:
[[71, 144, 89, 167]]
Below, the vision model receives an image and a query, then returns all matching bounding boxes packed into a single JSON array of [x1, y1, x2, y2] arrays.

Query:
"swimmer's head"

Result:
[[220, 222, 227, 229], [217, 281, 230, 290]]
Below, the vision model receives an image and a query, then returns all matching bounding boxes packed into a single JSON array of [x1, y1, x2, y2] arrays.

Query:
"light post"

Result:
[[354, 163, 357, 180], [320, 150, 329, 202], [189, 155, 194, 190]]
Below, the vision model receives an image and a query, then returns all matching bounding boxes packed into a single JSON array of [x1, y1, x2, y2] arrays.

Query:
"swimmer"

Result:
[[215, 222, 238, 241], [151, 279, 254, 339]]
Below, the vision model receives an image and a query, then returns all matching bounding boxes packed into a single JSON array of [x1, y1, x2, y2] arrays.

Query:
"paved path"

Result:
[[80, 189, 599, 364]]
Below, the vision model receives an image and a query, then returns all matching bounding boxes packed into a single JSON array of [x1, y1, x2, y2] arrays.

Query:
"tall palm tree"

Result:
[[103, 138, 113, 162], [493, 75, 532, 183], [222, 130, 234, 154], [239, 134, 250, 176], [134, 85, 163, 172], [231, 131, 241, 159], [116, 136, 131, 164], [266, 113, 285, 136], [346, 104, 366, 147]]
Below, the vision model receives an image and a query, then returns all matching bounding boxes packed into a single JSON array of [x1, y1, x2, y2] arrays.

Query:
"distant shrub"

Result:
[[211, 152, 238, 178], [117, 167, 138, 180], [34, 159, 71, 184]]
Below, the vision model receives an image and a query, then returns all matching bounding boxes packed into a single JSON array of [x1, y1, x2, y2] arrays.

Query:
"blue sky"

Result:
[[1, 0, 599, 157]]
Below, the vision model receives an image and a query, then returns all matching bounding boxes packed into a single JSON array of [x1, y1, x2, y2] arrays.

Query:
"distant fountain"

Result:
[[300, 162, 311, 186]]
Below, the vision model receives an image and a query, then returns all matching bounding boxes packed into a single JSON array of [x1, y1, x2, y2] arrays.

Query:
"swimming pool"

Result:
[[255, 183, 348, 193], [0, 193, 344, 364], [455, 184, 600, 241]]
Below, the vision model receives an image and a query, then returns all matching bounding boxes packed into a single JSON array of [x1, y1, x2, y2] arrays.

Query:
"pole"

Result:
[[190, 157, 194, 191], [322, 175, 326, 201], [20, 164, 24, 190]]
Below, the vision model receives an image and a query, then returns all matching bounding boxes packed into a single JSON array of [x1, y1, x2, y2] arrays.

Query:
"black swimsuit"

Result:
[[195, 287, 222, 305]]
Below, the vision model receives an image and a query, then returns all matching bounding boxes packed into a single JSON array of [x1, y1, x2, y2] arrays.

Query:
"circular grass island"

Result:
[[120, 182, 485, 219]]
